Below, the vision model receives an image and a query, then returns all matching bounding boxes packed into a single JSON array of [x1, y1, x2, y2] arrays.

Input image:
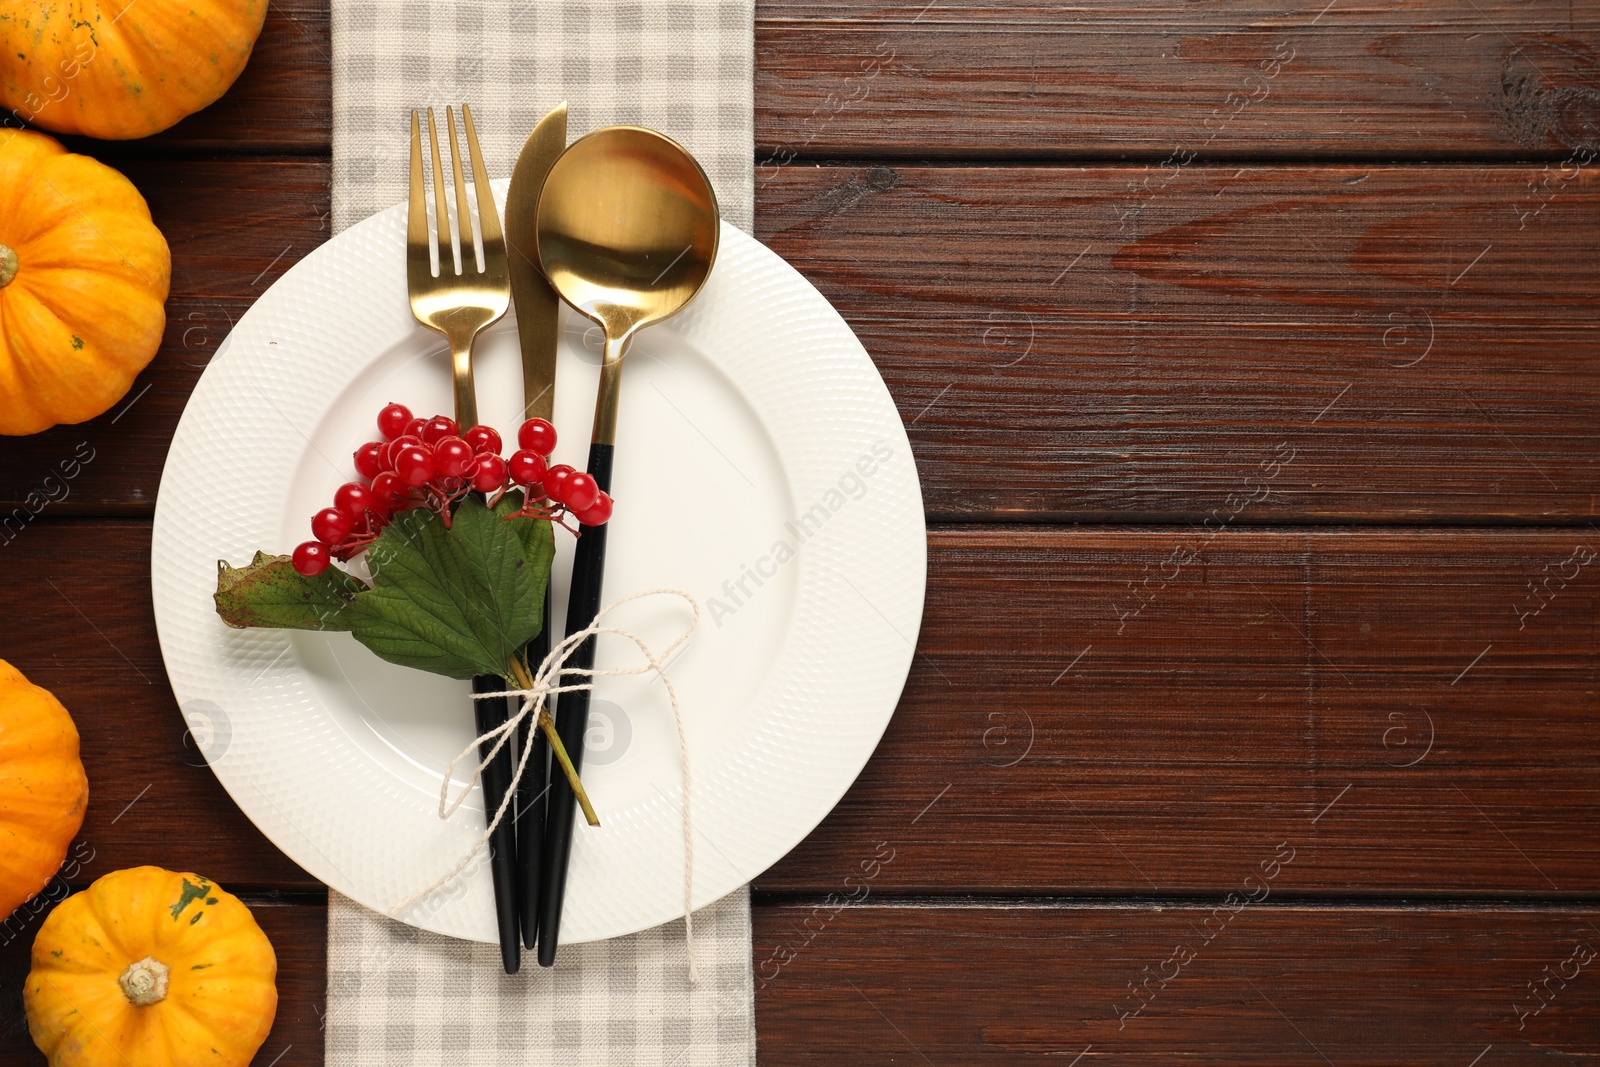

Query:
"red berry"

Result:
[[354, 441, 386, 481], [420, 415, 459, 446], [575, 491, 613, 526], [434, 437, 475, 479], [312, 507, 353, 544], [334, 482, 374, 519], [508, 449, 548, 487], [563, 471, 600, 512], [543, 463, 576, 502], [470, 453, 508, 494], [394, 445, 435, 487], [518, 418, 557, 456], [293, 541, 331, 576], [463, 424, 502, 455], [377, 402, 412, 440], [385, 434, 421, 468], [370, 471, 404, 512], [404, 416, 427, 439]]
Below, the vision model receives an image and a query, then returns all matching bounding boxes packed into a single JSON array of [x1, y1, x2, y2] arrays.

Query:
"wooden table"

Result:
[[4, 2, 1600, 1062]]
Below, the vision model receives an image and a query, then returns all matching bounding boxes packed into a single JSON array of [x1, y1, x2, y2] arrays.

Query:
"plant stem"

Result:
[[508, 656, 599, 826]]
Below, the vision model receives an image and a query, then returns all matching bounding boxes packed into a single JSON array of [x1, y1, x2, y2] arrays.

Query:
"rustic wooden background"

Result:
[[4, 1, 1600, 1062]]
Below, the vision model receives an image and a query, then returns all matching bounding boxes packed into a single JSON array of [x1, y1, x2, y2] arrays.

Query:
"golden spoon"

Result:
[[533, 126, 718, 966], [536, 126, 719, 443]]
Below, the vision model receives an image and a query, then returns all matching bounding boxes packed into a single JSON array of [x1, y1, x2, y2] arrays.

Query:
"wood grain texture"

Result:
[[0, 897, 327, 1067], [8, 897, 1594, 1067], [9, 521, 1598, 895], [757, 1, 1600, 159], [756, 163, 1600, 522], [757, 526, 1600, 895], [753, 904, 1600, 1064], [6, 161, 1598, 522], [87, 1, 1600, 158]]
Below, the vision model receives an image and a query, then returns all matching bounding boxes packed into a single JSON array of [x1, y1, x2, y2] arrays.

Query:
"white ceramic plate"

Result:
[[151, 180, 925, 944]]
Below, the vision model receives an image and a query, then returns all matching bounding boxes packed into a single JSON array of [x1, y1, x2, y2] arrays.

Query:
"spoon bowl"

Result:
[[536, 126, 719, 377]]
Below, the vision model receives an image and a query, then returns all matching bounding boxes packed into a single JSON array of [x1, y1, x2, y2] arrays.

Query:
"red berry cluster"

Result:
[[291, 402, 613, 577]]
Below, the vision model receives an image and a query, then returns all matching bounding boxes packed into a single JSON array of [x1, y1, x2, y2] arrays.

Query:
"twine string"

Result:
[[389, 588, 701, 980]]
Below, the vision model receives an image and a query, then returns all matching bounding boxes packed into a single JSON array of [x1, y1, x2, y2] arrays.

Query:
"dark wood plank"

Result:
[[754, 904, 1600, 1064], [0, 158, 331, 514], [10, 521, 1599, 895], [6, 161, 1599, 522], [249, 899, 328, 1067], [111, 156, 333, 301], [757, 1, 1600, 159], [753, 526, 1600, 895], [756, 163, 1600, 522], [98, 0, 1600, 157], [1, 896, 326, 1066]]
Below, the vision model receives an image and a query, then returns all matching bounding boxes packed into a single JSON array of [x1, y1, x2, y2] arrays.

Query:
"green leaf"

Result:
[[345, 494, 554, 679], [214, 551, 367, 631]]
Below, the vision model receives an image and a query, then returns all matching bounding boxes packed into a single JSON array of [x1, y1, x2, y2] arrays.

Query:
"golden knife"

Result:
[[506, 101, 567, 423], [503, 100, 567, 950]]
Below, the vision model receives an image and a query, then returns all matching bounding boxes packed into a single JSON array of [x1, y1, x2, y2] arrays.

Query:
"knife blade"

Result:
[[506, 101, 566, 423], [505, 100, 567, 950]]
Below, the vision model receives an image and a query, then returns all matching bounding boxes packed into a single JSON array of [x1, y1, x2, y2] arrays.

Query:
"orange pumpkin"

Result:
[[0, 0, 268, 140], [0, 660, 89, 921], [0, 129, 171, 436], [26, 867, 279, 1067]]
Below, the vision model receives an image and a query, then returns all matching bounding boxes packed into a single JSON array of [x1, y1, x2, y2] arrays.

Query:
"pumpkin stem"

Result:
[[118, 956, 170, 1007], [0, 244, 16, 288]]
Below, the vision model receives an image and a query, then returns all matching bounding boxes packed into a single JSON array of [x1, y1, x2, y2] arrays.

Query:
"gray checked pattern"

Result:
[[326, 889, 756, 1065], [330, 0, 754, 233], [327, 1, 755, 1062]]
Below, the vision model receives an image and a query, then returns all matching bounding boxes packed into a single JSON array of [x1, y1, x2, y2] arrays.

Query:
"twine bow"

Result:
[[390, 588, 702, 979]]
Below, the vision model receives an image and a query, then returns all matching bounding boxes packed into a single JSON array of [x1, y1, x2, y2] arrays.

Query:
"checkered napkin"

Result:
[[325, 897, 755, 1065], [324, 2, 755, 1064], [328, 0, 753, 233]]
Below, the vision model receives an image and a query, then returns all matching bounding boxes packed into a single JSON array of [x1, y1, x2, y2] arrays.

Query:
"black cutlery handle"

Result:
[[472, 674, 521, 974], [537, 441, 613, 967], [516, 587, 552, 950]]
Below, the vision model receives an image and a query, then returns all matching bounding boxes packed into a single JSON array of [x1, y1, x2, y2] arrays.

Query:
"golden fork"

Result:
[[405, 103, 521, 973], [407, 104, 509, 429]]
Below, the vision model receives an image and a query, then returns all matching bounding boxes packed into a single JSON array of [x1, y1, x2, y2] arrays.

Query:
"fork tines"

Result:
[[407, 104, 507, 282], [405, 103, 510, 432]]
